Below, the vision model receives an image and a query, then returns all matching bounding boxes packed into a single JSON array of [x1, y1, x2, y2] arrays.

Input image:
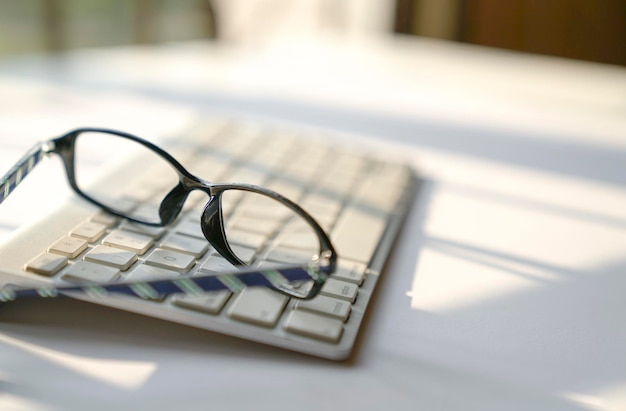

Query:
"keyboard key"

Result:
[[124, 264, 180, 282], [225, 228, 266, 250], [353, 164, 409, 212], [175, 220, 205, 239], [187, 157, 231, 182], [62, 261, 120, 283], [97, 197, 136, 214], [102, 230, 153, 255], [229, 244, 256, 264], [181, 191, 205, 212], [121, 184, 160, 203], [283, 160, 319, 181], [172, 291, 232, 315], [275, 222, 319, 250], [332, 260, 367, 285], [160, 234, 210, 257], [70, 221, 107, 242], [199, 255, 237, 274], [84, 245, 137, 270], [309, 213, 336, 231], [89, 211, 119, 227], [264, 246, 314, 265], [295, 295, 351, 321], [284, 310, 343, 343], [226, 168, 268, 186], [301, 193, 342, 216], [120, 221, 167, 239], [331, 205, 387, 263], [128, 204, 161, 221], [319, 173, 355, 193], [266, 180, 304, 201], [122, 264, 179, 302], [25, 252, 68, 276], [228, 215, 279, 235], [48, 236, 88, 258], [235, 193, 291, 220], [227, 288, 288, 327], [320, 278, 358, 303], [254, 260, 291, 271], [144, 249, 195, 273]]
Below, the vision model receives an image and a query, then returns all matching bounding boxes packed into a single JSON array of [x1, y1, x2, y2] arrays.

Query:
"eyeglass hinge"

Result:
[[41, 141, 56, 153]]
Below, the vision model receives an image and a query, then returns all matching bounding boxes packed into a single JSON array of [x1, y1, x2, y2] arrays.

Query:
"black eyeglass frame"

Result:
[[0, 127, 337, 299]]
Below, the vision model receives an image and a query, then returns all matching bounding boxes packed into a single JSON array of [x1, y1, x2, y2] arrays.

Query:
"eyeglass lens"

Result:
[[73, 131, 180, 224], [219, 190, 321, 268]]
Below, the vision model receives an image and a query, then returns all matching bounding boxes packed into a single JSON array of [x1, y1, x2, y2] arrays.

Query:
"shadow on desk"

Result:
[[0, 297, 332, 365]]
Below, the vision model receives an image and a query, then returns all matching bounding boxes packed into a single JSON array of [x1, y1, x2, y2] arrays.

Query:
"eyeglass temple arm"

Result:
[[0, 142, 52, 207], [0, 263, 333, 303]]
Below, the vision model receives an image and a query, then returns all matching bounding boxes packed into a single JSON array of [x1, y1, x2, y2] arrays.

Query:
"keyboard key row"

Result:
[[167, 274, 355, 343]]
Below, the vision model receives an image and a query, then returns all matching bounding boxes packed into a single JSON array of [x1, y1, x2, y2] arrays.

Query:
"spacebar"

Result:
[[331, 205, 387, 264]]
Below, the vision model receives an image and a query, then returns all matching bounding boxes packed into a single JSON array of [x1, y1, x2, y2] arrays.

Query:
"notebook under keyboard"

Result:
[[0, 118, 416, 360]]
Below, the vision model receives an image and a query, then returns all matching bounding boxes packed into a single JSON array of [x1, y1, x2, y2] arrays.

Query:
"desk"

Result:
[[1, 35, 625, 410]]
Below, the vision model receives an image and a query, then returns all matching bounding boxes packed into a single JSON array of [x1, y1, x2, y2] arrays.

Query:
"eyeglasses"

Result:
[[0, 128, 337, 302]]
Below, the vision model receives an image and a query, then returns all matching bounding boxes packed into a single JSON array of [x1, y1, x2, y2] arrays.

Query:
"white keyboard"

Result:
[[0, 118, 416, 360]]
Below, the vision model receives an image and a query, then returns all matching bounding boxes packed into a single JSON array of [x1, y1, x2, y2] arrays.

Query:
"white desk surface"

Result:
[[0, 35, 625, 411]]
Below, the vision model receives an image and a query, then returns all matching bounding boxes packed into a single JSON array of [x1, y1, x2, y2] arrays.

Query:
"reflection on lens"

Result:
[[221, 189, 320, 268], [74, 131, 180, 224]]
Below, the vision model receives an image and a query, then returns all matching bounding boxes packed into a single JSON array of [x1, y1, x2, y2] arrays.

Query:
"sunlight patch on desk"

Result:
[[407, 163, 626, 312], [407, 247, 551, 312], [559, 391, 607, 411], [0, 333, 157, 390], [425, 183, 626, 272], [568, 381, 626, 411], [0, 393, 52, 411]]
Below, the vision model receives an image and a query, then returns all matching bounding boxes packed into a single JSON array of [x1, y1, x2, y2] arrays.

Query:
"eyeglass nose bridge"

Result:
[[158, 174, 214, 226], [199, 190, 247, 267], [158, 182, 191, 226]]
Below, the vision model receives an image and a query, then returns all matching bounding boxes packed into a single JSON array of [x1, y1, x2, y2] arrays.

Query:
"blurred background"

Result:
[[0, 0, 623, 66]]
